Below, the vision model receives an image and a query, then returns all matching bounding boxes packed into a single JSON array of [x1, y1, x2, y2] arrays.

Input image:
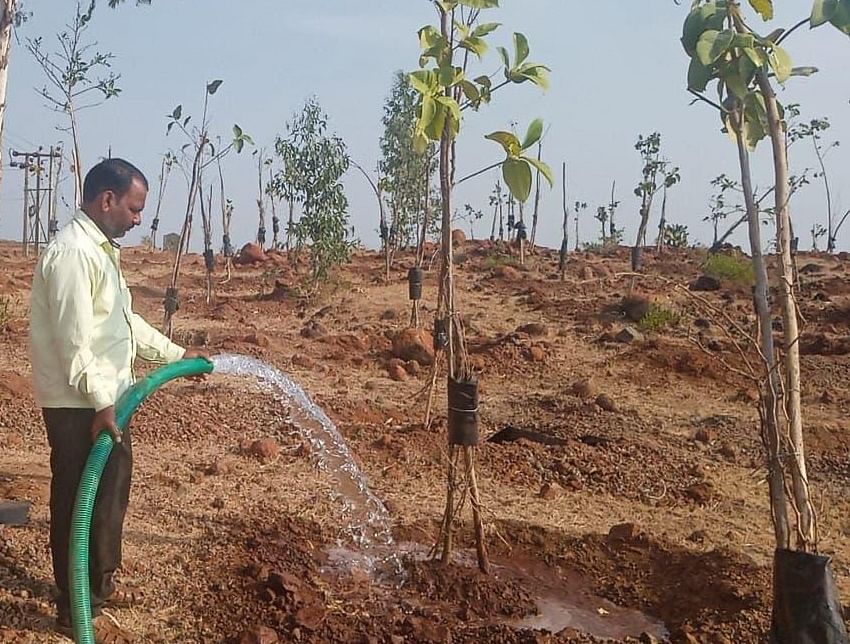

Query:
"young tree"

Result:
[[0, 0, 24, 190], [149, 152, 175, 249], [488, 180, 505, 241], [573, 199, 587, 251], [378, 71, 436, 268], [632, 132, 680, 269], [684, 0, 850, 637], [411, 0, 551, 572], [270, 98, 354, 286], [161, 80, 251, 334], [789, 116, 840, 251], [26, 1, 120, 207]]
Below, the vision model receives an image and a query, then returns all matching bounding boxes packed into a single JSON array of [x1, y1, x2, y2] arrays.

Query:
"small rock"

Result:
[[687, 530, 707, 544], [608, 522, 640, 542], [595, 393, 618, 413], [245, 332, 270, 348], [292, 354, 315, 369], [211, 497, 225, 509], [387, 363, 408, 382], [451, 228, 467, 247], [684, 481, 715, 505], [694, 318, 711, 329], [364, 380, 379, 391], [517, 322, 548, 337], [300, 320, 328, 339], [694, 427, 716, 444], [569, 378, 597, 399], [391, 328, 435, 365], [528, 346, 546, 362], [620, 296, 650, 323], [690, 275, 721, 291], [821, 390, 836, 404], [706, 339, 724, 353], [205, 459, 232, 476], [405, 360, 421, 376], [234, 243, 267, 265], [799, 262, 822, 274], [615, 326, 644, 344], [719, 442, 737, 461], [493, 265, 520, 281], [538, 482, 563, 500], [249, 438, 279, 460], [238, 626, 280, 644], [380, 309, 398, 321]]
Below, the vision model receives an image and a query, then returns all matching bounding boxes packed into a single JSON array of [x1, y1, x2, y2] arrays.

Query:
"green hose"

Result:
[[68, 357, 214, 643]]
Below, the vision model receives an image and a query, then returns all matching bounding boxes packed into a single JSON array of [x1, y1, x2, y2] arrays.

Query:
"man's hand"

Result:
[[182, 348, 212, 382], [183, 349, 211, 361], [91, 406, 121, 444]]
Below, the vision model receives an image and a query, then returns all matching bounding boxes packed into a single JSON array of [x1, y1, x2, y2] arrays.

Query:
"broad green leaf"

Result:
[[413, 131, 429, 155], [436, 95, 461, 127], [696, 29, 735, 65], [485, 130, 521, 157], [830, 0, 850, 35], [206, 79, 223, 95], [459, 35, 488, 59], [419, 25, 443, 51], [410, 70, 437, 95], [681, 1, 728, 56], [524, 156, 555, 187], [811, 0, 838, 27], [513, 32, 530, 65], [460, 79, 480, 104], [733, 33, 755, 49], [233, 124, 243, 138], [722, 66, 749, 99], [171, 105, 182, 120], [457, 0, 499, 7], [472, 22, 501, 38], [769, 45, 793, 83], [687, 57, 713, 92], [747, 0, 773, 20], [764, 28, 785, 43], [474, 74, 492, 89], [424, 103, 448, 141], [502, 158, 533, 202], [234, 138, 244, 153], [743, 46, 768, 67], [521, 118, 544, 150], [509, 63, 551, 89], [420, 95, 437, 131]]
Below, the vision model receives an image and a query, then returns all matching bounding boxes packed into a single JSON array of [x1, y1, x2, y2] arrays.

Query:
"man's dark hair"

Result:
[[82, 158, 149, 204]]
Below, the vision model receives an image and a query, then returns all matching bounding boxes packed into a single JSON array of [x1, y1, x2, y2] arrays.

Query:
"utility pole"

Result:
[[10, 146, 63, 256]]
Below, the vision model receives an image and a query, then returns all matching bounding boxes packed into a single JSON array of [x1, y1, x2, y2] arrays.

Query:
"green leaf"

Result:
[[496, 46, 510, 69], [472, 22, 501, 37], [459, 35, 488, 59], [206, 79, 223, 95], [747, 0, 773, 20], [743, 46, 768, 67], [413, 131, 429, 155], [513, 32, 530, 65], [233, 124, 243, 139], [790, 66, 819, 77], [687, 57, 713, 92], [722, 67, 749, 99], [829, 0, 850, 35], [681, 1, 728, 56], [521, 118, 544, 150], [509, 63, 551, 90], [460, 79, 480, 104], [171, 105, 182, 120], [234, 138, 244, 153], [436, 95, 461, 127], [410, 70, 437, 95], [457, 0, 499, 7], [420, 95, 437, 131], [485, 130, 521, 157], [424, 103, 447, 141], [502, 158, 533, 203], [769, 45, 793, 83], [696, 29, 735, 65], [811, 0, 838, 27], [524, 156, 554, 187]]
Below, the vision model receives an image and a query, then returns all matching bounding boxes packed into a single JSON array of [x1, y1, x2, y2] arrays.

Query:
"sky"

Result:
[[2, 0, 849, 252]]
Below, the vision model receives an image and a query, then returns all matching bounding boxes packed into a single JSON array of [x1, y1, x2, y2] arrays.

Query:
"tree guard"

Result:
[[257, 226, 266, 246], [447, 376, 479, 446], [408, 266, 423, 301], [163, 287, 180, 316]]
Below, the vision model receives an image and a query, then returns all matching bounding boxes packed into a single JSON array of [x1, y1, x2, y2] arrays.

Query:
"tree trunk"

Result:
[[758, 72, 815, 550], [69, 103, 84, 209], [0, 0, 18, 193], [655, 186, 668, 253], [530, 140, 543, 249], [733, 107, 790, 549]]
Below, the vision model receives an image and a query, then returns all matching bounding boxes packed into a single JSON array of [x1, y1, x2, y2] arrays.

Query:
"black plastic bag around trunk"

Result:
[[771, 548, 849, 644]]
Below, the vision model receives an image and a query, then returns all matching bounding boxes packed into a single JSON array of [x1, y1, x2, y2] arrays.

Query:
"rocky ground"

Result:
[[1, 237, 850, 643]]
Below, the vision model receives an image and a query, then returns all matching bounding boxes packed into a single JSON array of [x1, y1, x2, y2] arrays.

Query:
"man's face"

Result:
[[100, 178, 147, 239]]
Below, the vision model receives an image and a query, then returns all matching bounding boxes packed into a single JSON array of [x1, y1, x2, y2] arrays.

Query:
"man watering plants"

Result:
[[29, 158, 208, 641]]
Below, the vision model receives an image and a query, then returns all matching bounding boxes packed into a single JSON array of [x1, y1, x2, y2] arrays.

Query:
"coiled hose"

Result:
[[68, 357, 214, 643]]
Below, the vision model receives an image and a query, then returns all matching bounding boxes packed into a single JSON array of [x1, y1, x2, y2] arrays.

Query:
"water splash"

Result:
[[211, 353, 395, 567]]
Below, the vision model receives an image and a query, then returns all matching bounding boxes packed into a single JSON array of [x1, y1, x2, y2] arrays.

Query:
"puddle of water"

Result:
[[211, 353, 395, 572], [320, 543, 669, 641]]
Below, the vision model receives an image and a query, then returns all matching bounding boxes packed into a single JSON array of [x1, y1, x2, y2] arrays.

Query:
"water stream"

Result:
[[211, 353, 394, 567]]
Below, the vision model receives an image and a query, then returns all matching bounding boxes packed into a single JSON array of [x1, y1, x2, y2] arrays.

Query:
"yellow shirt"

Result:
[[30, 210, 185, 411]]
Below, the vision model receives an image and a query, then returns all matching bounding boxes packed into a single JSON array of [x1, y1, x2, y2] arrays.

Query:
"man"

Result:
[[30, 158, 207, 640]]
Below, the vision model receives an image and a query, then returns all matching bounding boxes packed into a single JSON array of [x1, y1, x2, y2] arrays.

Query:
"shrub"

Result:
[[484, 253, 518, 270], [639, 303, 681, 332], [703, 252, 755, 285]]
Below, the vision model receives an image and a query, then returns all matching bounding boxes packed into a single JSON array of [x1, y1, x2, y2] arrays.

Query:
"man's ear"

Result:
[[100, 190, 116, 212]]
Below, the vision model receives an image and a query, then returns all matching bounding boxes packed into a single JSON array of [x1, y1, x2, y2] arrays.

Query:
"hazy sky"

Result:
[[2, 1, 849, 251]]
